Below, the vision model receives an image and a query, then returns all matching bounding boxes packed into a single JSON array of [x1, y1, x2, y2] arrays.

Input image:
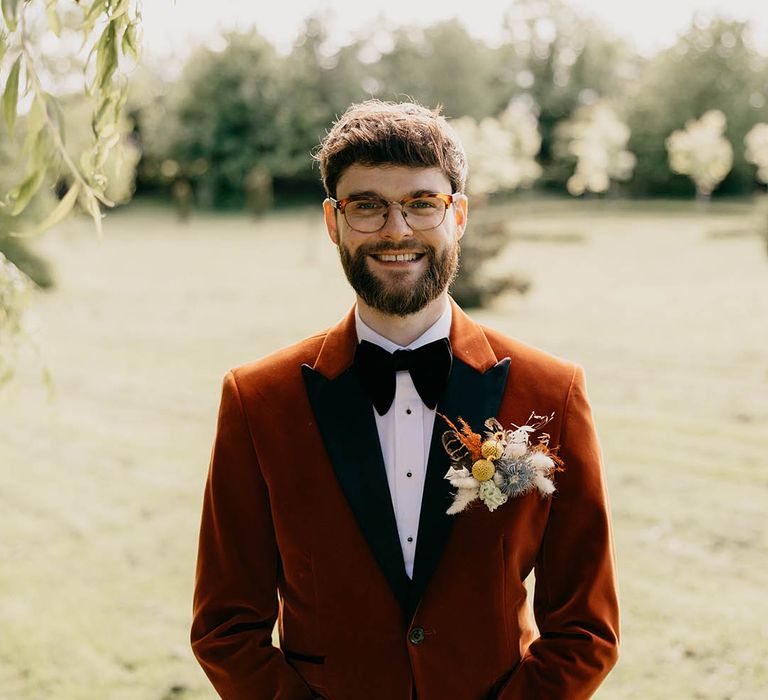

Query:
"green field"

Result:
[[1, 198, 767, 699]]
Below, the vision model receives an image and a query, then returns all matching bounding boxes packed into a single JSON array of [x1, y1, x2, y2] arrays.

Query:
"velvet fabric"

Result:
[[191, 299, 620, 699]]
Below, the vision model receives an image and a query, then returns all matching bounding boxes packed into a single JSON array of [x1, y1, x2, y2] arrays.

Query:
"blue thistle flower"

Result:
[[496, 456, 535, 497]]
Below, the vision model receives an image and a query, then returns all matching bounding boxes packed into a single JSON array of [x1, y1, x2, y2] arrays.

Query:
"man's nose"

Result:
[[378, 203, 412, 239]]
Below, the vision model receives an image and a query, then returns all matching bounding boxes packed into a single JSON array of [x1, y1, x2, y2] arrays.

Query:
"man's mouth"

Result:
[[369, 252, 425, 262]]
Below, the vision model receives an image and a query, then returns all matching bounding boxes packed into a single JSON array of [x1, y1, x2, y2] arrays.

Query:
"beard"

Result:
[[338, 238, 460, 317]]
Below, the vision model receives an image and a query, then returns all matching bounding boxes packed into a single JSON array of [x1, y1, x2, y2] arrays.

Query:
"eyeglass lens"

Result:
[[344, 197, 447, 232]]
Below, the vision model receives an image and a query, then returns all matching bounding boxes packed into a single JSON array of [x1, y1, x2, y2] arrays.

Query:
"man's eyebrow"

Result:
[[344, 189, 438, 199], [345, 190, 381, 199]]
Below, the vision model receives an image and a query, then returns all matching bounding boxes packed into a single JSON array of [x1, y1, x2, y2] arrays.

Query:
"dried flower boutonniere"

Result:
[[441, 412, 564, 515]]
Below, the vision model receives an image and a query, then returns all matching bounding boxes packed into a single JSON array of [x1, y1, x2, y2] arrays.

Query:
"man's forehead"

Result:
[[336, 164, 451, 197]]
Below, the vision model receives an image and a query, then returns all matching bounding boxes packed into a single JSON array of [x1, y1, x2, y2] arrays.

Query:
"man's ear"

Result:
[[323, 199, 340, 245], [453, 193, 469, 240]]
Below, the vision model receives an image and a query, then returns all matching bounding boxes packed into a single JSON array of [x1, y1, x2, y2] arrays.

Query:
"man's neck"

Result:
[[356, 294, 450, 347]]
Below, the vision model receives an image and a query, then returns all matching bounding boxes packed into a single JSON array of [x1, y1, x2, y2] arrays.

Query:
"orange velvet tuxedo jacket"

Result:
[[191, 300, 619, 700]]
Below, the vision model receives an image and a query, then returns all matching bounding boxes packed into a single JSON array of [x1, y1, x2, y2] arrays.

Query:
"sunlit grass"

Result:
[[1, 197, 766, 698]]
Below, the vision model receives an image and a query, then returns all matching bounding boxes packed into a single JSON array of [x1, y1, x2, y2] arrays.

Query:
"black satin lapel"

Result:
[[302, 364, 410, 614], [409, 356, 511, 616]]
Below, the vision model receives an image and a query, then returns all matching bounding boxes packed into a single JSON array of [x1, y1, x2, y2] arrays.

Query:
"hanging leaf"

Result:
[[3, 54, 21, 134], [1, 0, 20, 32], [21, 97, 45, 155], [43, 92, 66, 146], [110, 0, 130, 20], [82, 0, 106, 34], [10, 182, 81, 238], [32, 128, 51, 170], [95, 21, 118, 90], [80, 188, 103, 236], [46, 0, 61, 37], [92, 93, 114, 135], [9, 167, 46, 216], [121, 22, 138, 60]]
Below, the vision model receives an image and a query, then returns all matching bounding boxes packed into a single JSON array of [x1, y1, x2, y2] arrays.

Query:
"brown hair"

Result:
[[314, 100, 468, 198]]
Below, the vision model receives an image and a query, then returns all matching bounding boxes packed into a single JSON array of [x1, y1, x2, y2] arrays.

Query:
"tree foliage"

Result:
[[1, 0, 140, 384], [1, 0, 141, 234], [554, 101, 635, 196], [744, 123, 768, 184], [666, 110, 733, 198], [626, 16, 768, 196]]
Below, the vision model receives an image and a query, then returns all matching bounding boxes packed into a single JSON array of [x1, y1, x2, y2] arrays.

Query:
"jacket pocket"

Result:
[[283, 647, 328, 695], [283, 647, 325, 665]]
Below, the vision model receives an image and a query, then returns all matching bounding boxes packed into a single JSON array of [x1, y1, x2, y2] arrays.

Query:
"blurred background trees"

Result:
[[118, 7, 768, 209], [626, 17, 766, 196], [666, 110, 733, 201]]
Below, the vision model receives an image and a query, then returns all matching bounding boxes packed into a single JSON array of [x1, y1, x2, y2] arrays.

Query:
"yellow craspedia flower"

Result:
[[471, 458, 496, 482], [481, 439, 504, 461]]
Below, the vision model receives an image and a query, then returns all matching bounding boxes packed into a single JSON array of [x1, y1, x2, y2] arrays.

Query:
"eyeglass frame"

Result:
[[327, 192, 462, 233]]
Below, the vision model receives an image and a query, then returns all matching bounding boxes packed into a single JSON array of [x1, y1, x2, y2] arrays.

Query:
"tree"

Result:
[[373, 20, 497, 120], [449, 98, 542, 307], [554, 100, 636, 196], [666, 109, 733, 200], [744, 123, 768, 185], [142, 30, 283, 209], [274, 17, 369, 188], [452, 97, 542, 199]]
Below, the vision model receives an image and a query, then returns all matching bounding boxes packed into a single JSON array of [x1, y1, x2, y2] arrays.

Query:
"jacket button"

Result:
[[408, 626, 425, 645]]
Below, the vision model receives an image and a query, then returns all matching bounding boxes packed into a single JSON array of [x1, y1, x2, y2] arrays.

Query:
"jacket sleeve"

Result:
[[191, 371, 317, 700], [497, 366, 620, 699]]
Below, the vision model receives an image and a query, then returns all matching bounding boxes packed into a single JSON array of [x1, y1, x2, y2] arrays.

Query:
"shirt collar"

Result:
[[355, 298, 452, 353]]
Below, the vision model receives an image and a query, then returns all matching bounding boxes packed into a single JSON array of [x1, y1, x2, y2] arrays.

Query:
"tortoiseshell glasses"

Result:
[[328, 193, 459, 233]]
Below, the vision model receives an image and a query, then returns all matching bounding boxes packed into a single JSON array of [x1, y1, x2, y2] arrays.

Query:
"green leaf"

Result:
[[21, 97, 45, 155], [32, 128, 50, 168], [44, 92, 66, 146], [3, 54, 21, 134], [1, 0, 20, 32], [95, 21, 118, 90], [92, 93, 114, 134], [110, 0, 130, 20], [46, 1, 61, 37], [10, 182, 80, 238], [121, 22, 138, 60], [9, 167, 46, 216], [82, 0, 106, 31], [81, 188, 103, 236]]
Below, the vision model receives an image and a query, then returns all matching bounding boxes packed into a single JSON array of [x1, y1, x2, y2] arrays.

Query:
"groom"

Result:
[[191, 100, 619, 699]]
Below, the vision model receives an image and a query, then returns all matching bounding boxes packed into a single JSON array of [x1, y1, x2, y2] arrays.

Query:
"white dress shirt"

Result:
[[355, 299, 452, 578]]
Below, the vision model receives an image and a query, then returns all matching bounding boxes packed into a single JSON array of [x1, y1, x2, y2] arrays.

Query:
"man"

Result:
[[191, 101, 619, 700]]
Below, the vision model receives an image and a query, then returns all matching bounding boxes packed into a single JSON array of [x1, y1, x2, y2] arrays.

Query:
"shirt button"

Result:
[[407, 536, 413, 543], [408, 626, 425, 645], [406, 408, 412, 415], [406, 471, 412, 478]]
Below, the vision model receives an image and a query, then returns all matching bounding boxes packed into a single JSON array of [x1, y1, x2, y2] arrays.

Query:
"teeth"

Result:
[[377, 253, 419, 262]]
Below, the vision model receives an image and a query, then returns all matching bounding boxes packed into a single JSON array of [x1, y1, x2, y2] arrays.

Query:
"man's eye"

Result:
[[408, 198, 437, 209], [350, 200, 382, 211]]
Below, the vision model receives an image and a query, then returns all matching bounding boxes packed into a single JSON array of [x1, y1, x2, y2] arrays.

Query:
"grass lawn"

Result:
[[1, 197, 767, 699]]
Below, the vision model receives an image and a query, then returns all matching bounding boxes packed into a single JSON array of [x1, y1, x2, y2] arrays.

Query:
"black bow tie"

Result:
[[353, 338, 452, 416]]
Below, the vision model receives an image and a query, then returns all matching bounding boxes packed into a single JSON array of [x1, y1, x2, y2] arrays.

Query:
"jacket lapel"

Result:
[[409, 300, 510, 615], [302, 308, 411, 614], [301, 301, 512, 619]]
